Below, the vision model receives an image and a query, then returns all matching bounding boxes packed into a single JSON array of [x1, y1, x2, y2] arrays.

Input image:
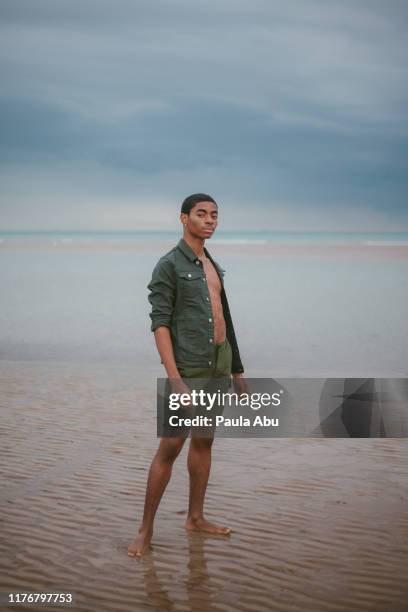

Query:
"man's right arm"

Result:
[[148, 257, 181, 380], [154, 326, 192, 402], [153, 326, 181, 379]]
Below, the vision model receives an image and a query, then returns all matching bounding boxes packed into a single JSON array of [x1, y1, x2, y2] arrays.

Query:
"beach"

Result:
[[1, 235, 408, 611]]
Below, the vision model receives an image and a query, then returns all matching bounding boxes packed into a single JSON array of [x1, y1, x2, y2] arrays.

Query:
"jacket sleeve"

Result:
[[147, 257, 176, 332]]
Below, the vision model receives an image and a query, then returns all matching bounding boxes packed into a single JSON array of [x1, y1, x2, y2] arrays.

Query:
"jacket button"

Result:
[[206, 297, 210, 301], [209, 318, 212, 322], [195, 260, 200, 265], [209, 338, 213, 343], [208, 361, 212, 366], [188, 273, 192, 278]]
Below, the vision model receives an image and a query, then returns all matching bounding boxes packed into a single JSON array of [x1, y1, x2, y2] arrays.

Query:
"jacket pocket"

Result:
[[176, 317, 208, 357], [177, 270, 203, 281], [177, 270, 204, 305]]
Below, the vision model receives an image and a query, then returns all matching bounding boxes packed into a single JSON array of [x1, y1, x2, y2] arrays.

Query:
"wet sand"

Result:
[[1, 360, 407, 611]]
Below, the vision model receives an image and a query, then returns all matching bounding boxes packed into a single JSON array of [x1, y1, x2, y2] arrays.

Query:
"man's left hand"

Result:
[[232, 373, 250, 396]]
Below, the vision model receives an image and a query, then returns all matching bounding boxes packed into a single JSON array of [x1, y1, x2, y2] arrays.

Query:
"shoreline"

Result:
[[1, 239, 408, 259]]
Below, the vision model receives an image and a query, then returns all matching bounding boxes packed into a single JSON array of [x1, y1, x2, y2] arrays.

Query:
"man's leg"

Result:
[[185, 435, 231, 535], [185, 339, 233, 535], [128, 435, 187, 556]]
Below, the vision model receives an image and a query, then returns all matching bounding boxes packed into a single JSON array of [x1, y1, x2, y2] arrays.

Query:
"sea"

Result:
[[0, 230, 407, 376]]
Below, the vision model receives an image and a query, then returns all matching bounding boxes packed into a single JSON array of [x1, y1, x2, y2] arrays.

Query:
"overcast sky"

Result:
[[1, 0, 407, 231]]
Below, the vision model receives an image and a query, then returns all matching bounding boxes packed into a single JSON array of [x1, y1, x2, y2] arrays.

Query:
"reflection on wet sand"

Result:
[[141, 533, 223, 612]]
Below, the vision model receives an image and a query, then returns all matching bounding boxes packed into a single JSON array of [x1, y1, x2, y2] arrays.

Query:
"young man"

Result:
[[128, 193, 246, 557]]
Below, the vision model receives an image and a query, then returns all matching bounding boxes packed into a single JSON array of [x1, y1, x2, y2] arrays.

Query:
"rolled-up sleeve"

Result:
[[147, 257, 176, 332]]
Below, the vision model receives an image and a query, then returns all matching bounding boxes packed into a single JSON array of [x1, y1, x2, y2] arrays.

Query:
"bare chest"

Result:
[[202, 258, 222, 294]]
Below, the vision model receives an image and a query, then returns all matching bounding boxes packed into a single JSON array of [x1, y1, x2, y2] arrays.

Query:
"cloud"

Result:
[[0, 0, 407, 229]]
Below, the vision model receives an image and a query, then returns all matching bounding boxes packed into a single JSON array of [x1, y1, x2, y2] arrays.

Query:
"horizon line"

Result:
[[1, 229, 408, 235]]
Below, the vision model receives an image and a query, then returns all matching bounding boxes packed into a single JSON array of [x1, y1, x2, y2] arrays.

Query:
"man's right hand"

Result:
[[169, 378, 193, 408]]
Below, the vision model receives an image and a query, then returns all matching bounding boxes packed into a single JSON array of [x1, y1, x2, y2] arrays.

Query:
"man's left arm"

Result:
[[221, 291, 244, 375], [220, 288, 249, 393]]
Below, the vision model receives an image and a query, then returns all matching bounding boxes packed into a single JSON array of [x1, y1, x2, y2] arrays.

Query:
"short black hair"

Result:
[[181, 193, 217, 214]]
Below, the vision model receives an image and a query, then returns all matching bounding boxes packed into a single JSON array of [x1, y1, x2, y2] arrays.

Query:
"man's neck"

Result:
[[183, 233, 206, 258]]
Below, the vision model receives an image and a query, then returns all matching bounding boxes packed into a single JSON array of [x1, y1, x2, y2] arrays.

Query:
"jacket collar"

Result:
[[176, 237, 214, 263], [176, 238, 223, 277], [176, 238, 199, 262]]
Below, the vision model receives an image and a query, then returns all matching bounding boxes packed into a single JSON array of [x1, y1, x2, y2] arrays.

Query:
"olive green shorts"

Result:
[[178, 336, 232, 379], [160, 338, 232, 437]]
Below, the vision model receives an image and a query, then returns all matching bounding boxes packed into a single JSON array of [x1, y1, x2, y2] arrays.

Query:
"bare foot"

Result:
[[127, 528, 152, 557], [185, 517, 231, 535]]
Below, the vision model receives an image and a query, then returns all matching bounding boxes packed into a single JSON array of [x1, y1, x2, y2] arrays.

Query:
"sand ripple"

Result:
[[1, 362, 407, 611]]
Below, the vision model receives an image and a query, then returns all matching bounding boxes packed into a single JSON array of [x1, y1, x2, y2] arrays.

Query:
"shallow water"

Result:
[[0, 239, 407, 376]]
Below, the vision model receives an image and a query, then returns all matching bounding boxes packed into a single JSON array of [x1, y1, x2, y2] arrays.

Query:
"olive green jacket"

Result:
[[147, 238, 244, 374]]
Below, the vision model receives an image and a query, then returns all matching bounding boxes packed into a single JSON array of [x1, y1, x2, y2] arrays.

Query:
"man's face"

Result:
[[182, 201, 218, 239]]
